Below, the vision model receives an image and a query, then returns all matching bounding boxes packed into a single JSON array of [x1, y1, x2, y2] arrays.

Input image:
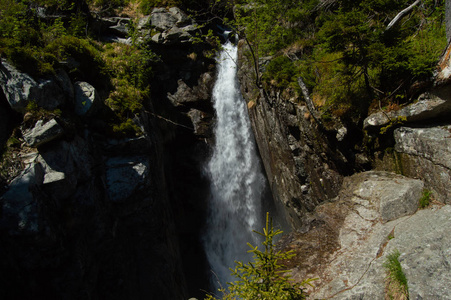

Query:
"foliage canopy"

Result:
[[224, 0, 448, 121]]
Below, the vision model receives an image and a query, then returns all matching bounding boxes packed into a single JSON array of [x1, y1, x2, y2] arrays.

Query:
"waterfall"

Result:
[[203, 41, 266, 289]]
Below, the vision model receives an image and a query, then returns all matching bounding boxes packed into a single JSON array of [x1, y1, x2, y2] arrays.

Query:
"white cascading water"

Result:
[[203, 41, 266, 289]]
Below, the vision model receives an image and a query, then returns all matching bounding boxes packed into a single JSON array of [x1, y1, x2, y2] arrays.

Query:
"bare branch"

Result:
[[386, 0, 421, 31], [297, 77, 323, 127]]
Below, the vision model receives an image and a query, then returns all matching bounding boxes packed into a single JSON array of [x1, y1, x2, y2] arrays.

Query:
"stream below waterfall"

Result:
[[203, 41, 267, 290]]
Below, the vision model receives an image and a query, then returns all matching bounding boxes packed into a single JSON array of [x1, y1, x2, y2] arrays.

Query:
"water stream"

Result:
[[203, 41, 266, 289]]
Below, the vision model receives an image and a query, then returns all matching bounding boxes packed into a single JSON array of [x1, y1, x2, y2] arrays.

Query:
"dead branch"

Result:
[[297, 77, 323, 127], [386, 0, 421, 31]]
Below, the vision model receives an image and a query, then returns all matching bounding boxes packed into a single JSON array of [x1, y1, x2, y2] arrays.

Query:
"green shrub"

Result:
[[102, 43, 156, 126], [45, 35, 106, 84], [5, 46, 57, 77], [105, 78, 146, 116], [112, 118, 142, 137], [407, 22, 447, 79], [262, 56, 298, 89], [206, 213, 314, 300]]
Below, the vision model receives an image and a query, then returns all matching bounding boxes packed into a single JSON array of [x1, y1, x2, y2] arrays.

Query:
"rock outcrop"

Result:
[[280, 171, 450, 300], [22, 119, 65, 147], [73, 81, 101, 116], [370, 42, 451, 206], [0, 60, 70, 112], [237, 41, 345, 229], [264, 24, 451, 299], [137, 7, 200, 45], [0, 7, 217, 300], [363, 94, 451, 130]]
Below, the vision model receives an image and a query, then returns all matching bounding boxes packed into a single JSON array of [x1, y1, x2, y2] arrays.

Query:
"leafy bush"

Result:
[[206, 213, 313, 300]]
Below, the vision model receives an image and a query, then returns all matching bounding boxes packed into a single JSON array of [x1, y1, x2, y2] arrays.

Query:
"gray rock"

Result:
[[168, 7, 191, 26], [0, 154, 43, 234], [187, 109, 212, 137], [168, 73, 213, 107], [0, 60, 39, 113], [73, 81, 100, 116], [143, 7, 199, 45], [39, 137, 91, 183], [137, 15, 151, 30], [336, 126, 347, 141], [387, 206, 451, 299], [363, 95, 451, 129], [151, 8, 177, 31], [105, 156, 149, 203], [34, 78, 66, 110], [22, 119, 65, 147], [353, 172, 424, 222], [312, 206, 451, 299], [151, 32, 162, 43], [37, 153, 75, 201], [307, 172, 450, 300], [163, 26, 193, 44], [0, 60, 67, 112], [105, 17, 130, 37], [392, 126, 451, 203], [54, 69, 74, 101], [395, 126, 451, 169]]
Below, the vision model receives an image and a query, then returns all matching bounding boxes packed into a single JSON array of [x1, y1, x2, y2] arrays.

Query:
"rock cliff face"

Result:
[[0, 7, 216, 300], [237, 29, 451, 298], [237, 41, 347, 229], [0, 64, 187, 299]]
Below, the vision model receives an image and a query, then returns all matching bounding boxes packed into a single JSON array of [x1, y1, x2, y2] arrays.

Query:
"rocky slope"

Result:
[[237, 24, 451, 299], [0, 7, 216, 299]]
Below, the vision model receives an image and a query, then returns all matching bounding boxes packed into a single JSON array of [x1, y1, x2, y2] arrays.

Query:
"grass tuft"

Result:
[[383, 250, 409, 300]]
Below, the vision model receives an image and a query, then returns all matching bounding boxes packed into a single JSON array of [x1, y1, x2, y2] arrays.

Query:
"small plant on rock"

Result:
[[383, 249, 409, 300], [419, 189, 432, 209]]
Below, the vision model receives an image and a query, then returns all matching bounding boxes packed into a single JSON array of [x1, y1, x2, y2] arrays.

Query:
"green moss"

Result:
[[393, 150, 404, 176], [380, 116, 407, 135]]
